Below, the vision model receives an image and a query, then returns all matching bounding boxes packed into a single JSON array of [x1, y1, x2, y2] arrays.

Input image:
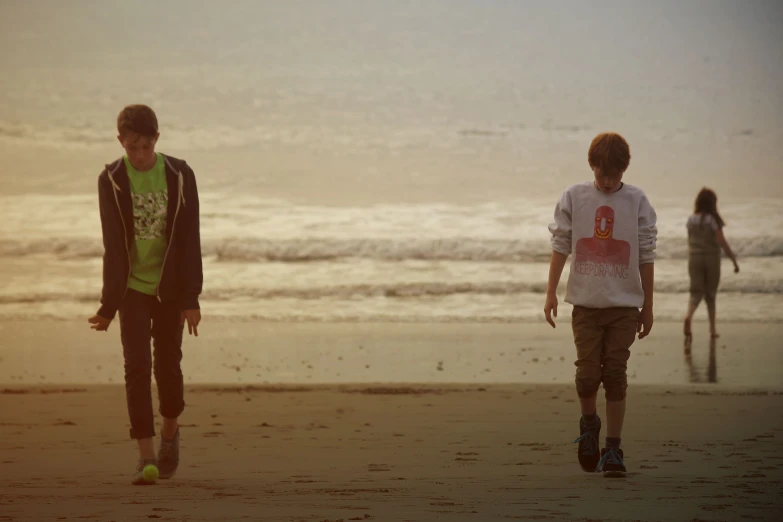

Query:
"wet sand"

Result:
[[1, 320, 781, 387], [1, 383, 782, 521], [1, 320, 782, 520]]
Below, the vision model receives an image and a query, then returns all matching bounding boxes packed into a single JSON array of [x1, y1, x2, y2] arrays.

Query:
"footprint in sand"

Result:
[[531, 445, 552, 452], [700, 504, 733, 512], [454, 451, 479, 462]]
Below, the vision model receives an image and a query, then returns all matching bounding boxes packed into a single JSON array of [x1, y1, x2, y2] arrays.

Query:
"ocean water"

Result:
[[1, 0, 781, 323], [1, 193, 781, 323]]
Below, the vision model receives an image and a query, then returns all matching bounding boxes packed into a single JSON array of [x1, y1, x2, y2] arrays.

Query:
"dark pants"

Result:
[[118, 289, 185, 439]]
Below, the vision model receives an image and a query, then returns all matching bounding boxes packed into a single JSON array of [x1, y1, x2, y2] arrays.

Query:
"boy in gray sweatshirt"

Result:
[[544, 132, 657, 477]]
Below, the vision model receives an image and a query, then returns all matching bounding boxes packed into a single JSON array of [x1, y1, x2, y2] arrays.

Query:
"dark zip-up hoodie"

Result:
[[96, 154, 202, 320]]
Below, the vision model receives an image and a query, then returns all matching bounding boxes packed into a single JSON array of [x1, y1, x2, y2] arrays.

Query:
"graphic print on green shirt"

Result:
[[125, 153, 168, 296]]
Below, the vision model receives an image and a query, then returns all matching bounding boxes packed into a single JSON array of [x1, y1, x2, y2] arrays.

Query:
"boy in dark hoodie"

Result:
[[88, 104, 202, 485]]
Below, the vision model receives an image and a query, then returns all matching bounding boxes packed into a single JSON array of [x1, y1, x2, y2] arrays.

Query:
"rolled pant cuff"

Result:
[[575, 383, 600, 398]]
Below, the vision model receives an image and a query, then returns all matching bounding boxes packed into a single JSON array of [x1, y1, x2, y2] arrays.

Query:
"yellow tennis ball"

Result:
[[143, 464, 159, 482]]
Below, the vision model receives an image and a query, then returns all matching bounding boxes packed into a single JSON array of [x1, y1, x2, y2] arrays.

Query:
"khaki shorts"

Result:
[[572, 306, 640, 401]]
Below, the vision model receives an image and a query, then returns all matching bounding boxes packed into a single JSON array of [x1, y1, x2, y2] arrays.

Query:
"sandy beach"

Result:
[[3, 1, 782, 520], [1, 383, 782, 521], [1, 321, 782, 521]]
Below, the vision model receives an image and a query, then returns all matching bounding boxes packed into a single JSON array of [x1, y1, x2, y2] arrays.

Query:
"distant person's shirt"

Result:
[[549, 181, 657, 309], [687, 213, 721, 257], [125, 153, 168, 296]]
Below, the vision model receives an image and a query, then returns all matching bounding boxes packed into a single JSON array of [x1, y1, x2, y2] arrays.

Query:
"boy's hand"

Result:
[[638, 306, 653, 339], [544, 293, 558, 328], [181, 309, 201, 336], [88, 314, 112, 332]]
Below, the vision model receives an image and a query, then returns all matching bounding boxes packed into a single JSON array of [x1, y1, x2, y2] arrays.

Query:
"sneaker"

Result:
[[131, 458, 158, 486], [157, 429, 180, 479], [597, 447, 626, 478], [573, 415, 601, 473]]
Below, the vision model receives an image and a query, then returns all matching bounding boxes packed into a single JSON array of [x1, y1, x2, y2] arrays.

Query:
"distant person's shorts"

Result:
[[688, 254, 721, 302]]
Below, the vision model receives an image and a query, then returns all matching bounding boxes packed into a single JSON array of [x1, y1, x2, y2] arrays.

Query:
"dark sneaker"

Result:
[[157, 429, 180, 479], [573, 415, 601, 473], [597, 447, 626, 478], [131, 458, 158, 486]]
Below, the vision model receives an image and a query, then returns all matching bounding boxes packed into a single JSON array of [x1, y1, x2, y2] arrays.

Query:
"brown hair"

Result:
[[588, 132, 631, 174], [117, 104, 158, 138], [694, 188, 725, 228]]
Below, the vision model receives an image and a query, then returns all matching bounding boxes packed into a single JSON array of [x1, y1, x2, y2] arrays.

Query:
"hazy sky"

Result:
[[0, 0, 781, 200]]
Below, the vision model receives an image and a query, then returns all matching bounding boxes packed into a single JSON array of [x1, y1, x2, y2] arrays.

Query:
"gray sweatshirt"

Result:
[[549, 181, 657, 309]]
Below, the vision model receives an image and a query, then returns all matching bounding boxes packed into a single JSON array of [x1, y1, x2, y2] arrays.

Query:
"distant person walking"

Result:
[[683, 188, 739, 343]]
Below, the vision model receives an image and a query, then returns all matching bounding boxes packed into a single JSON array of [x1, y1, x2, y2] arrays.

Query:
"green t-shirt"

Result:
[[125, 154, 168, 296]]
